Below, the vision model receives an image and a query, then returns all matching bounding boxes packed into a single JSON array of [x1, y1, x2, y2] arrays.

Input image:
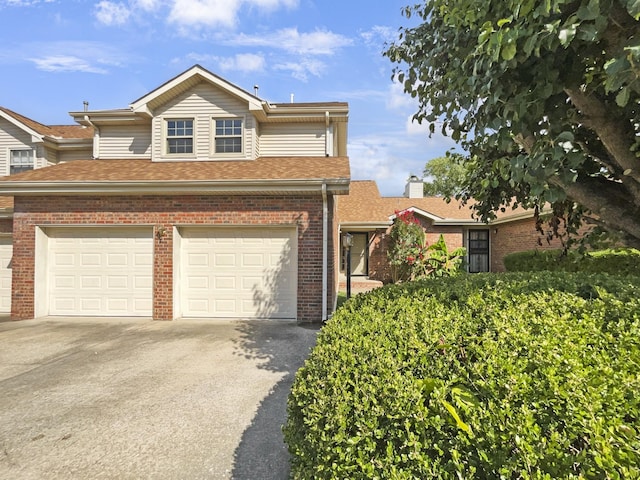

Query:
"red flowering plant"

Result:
[[388, 210, 466, 282]]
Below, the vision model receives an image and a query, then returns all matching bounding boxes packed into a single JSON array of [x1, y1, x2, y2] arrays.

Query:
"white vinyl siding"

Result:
[[0, 237, 12, 314], [98, 124, 152, 159], [43, 227, 153, 316], [258, 123, 326, 156], [57, 148, 92, 163], [0, 117, 49, 175], [178, 227, 297, 319], [153, 83, 255, 161]]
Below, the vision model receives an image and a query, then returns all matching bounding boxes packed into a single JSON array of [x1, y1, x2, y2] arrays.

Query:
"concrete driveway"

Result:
[[0, 317, 319, 479]]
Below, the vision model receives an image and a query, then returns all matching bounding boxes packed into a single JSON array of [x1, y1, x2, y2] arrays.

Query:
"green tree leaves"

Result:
[[384, 0, 640, 247]]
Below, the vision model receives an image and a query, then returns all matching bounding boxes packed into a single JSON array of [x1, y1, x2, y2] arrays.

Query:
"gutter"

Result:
[[0, 179, 351, 196]]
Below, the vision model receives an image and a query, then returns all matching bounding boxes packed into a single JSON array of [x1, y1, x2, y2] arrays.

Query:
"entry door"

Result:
[[468, 230, 490, 273], [350, 233, 368, 276]]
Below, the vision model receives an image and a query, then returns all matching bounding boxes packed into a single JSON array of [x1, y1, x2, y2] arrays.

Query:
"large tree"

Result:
[[423, 153, 467, 197], [385, 0, 640, 247]]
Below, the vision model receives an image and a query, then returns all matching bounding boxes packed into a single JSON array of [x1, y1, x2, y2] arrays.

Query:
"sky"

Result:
[[0, 0, 459, 196]]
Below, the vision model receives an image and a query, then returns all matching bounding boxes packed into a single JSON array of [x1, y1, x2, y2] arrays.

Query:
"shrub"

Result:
[[387, 210, 466, 281], [285, 273, 640, 479], [504, 248, 640, 276]]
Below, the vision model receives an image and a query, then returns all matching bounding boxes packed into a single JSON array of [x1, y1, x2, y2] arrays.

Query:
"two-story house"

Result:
[[0, 65, 350, 322]]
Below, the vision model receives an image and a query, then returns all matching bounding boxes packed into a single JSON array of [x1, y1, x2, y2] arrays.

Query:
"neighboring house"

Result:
[[0, 65, 349, 322], [338, 177, 571, 283]]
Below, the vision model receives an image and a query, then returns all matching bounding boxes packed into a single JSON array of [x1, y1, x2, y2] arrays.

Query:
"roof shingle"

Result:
[[0, 157, 350, 183]]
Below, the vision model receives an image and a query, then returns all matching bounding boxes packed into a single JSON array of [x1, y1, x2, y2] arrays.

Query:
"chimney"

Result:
[[404, 175, 424, 199]]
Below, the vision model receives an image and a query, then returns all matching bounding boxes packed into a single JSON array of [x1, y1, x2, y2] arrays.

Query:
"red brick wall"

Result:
[[490, 217, 592, 272], [12, 194, 332, 323]]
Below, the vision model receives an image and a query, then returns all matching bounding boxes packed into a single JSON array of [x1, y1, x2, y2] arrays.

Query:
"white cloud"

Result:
[[22, 41, 128, 74], [134, 0, 161, 10], [274, 58, 326, 82], [386, 80, 416, 111], [185, 52, 266, 73], [167, 0, 298, 30], [95, 1, 131, 26], [348, 127, 459, 196], [28, 55, 108, 74], [231, 28, 353, 55], [360, 25, 397, 48], [168, 0, 238, 29], [219, 53, 266, 72]]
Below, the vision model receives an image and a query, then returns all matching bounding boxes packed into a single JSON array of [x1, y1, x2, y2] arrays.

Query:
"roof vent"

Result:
[[290, 93, 294, 103], [83, 100, 89, 112], [254, 85, 259, 96]]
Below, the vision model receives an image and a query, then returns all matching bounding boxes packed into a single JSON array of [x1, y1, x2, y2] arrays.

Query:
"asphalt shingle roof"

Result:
[[0, 107, 93, 139], [0, 157, 350, 183], [338, 180, 476, 223]]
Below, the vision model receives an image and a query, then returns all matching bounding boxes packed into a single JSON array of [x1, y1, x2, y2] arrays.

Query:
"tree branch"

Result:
[[564, 88, 640, 198], [549, 174, 640, 244]]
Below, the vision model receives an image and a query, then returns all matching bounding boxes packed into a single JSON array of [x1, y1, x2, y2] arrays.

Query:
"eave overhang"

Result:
[[339, 221, 392, 231], [0, 178, 350, 196]]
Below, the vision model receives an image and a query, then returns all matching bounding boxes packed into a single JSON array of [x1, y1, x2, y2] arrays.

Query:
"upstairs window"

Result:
[[214, 119, 242, 154], [166, 119, 193, 154], [10, 149, 34, 174]]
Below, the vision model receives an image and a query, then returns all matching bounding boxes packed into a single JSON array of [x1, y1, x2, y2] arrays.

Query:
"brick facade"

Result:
[[11, 194, 337, 323], [490, 216, 591, 272]]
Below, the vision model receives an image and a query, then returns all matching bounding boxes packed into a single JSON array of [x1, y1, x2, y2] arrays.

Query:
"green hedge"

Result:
[[503, 248, 640, 275], [285, 273, 640, 479]]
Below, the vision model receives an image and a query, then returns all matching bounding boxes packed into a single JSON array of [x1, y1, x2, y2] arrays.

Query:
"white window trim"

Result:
[[212, 116, 245, 159], [164, 117, 196, 157], [8, 148, 35, 175]]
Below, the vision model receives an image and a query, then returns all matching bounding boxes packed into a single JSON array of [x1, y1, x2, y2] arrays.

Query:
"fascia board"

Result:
[[0, 110, 43, 140], [432, 219, 488, 226], [0, 179, 350, 196], [488, 210, 536, 225], [70, 111, 148, 125], [388, 206, 444, 222], [130, 66, 262, 113], [339, 222, 391, 230]]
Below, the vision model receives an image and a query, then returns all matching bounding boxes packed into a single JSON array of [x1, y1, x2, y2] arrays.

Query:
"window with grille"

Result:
[[214, 119, 242, 154], [10, 149, 34, 174], [166, 119, 193, 154]]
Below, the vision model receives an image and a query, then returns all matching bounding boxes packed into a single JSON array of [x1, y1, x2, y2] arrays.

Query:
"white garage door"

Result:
[[47, 227, 153, 316], [0, 237, 12, 314], [180, 227, 297, 319]]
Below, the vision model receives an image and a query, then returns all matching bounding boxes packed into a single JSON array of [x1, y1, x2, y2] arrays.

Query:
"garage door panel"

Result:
[[181, 227, 297, 319], [47, 228, 152, 317]]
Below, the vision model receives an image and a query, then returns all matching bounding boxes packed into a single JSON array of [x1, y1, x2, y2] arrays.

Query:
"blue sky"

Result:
[[0, 0, 457, 196]]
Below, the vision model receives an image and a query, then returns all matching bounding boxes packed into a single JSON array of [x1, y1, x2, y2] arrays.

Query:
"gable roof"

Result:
[[339, 180, 536, 228], [338, 180, 478, 227], [129, 64, 264, 116], [0, 107, 93, 140], [0, 157, 350, 195]]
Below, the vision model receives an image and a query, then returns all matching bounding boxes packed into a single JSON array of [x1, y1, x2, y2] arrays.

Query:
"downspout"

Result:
[[322, 183, 328, 322], [84, 115, 100, 159], [325, 111, 330, 157]]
